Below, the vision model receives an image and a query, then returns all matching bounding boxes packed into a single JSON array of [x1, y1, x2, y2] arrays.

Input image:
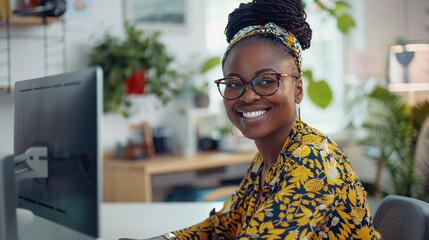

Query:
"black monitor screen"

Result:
[[14, 67, 102, 238]]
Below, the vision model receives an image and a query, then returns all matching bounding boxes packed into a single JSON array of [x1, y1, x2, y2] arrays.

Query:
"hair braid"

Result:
[[225, 0, 312, 50]]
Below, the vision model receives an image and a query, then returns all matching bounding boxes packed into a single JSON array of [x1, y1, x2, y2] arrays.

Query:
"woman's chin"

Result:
[[239, 131, 266, 140]]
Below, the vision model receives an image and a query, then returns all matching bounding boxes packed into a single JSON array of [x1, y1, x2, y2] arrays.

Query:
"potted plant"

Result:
[[185, 56, 221, 108], [364, 86, 429, 200], [89, 22, 186, 117]]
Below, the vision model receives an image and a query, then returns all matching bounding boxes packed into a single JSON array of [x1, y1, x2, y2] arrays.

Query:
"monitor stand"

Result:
[[0, 147, 48, 240]]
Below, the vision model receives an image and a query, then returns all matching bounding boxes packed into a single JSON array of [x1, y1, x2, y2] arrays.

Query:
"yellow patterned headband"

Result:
[[223, 22, 303, 76]]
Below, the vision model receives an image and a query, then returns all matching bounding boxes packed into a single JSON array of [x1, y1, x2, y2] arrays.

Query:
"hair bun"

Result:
[[225, 0, 312, 50], [225, 2, 259, 43]]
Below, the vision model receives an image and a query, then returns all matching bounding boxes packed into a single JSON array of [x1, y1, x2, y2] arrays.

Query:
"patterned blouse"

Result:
[[173, 120, 382, 240]]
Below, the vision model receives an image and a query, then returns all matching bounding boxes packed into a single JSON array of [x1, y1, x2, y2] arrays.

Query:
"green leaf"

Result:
[[302, 69, 333, 108], [302, 69, 313, 82], [334, 1, 349, 14], [307, 79, 333, 108], [303, 0, 355, 34], [411, 99, 429, 131], [200, 57, 221, 74], [337, 14, 356, 34]]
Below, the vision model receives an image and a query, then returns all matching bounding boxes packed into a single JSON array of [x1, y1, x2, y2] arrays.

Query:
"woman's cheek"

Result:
[[224, 101, 237, 123]]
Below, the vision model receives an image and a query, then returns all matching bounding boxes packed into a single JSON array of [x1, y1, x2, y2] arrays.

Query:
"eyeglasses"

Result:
[[214, 73, 298, 100]]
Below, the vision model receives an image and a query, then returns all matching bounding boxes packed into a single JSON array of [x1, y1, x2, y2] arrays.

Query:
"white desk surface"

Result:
[[19, 199, 380, 240], [101, 202, 224, 240], [19, 202, 224, 240]]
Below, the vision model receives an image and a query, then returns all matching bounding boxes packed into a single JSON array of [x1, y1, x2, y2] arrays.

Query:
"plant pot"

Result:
[[124, 68, 148, 95], [194, 94, 209, 108]]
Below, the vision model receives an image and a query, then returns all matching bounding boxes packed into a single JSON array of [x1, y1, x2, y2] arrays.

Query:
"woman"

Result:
[[123, 0, 381, 239]]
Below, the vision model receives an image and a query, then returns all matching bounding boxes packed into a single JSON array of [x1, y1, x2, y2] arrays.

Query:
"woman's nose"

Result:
[[240, 84, 261, 103]]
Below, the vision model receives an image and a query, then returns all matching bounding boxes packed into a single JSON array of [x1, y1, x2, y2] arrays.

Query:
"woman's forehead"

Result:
[[223, 41, 297, 76]]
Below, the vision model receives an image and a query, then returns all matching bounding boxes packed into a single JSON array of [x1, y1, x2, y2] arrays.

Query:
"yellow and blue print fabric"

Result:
[[223, 22, 303, 76], [173, 120, 382, 240]]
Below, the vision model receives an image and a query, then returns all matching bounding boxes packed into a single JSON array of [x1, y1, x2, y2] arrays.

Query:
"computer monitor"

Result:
[[13, 67, 102, 239]]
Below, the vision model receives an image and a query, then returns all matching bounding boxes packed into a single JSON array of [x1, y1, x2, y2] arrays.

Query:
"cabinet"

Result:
[[103, 151, 255, 202], [0, 16, 67, 93]]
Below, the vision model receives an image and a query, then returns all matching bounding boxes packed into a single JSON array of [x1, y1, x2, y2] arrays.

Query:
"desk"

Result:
[[18, 202, 224, 240], [103, 151, 256, 202], [101, 202, 224, 240]]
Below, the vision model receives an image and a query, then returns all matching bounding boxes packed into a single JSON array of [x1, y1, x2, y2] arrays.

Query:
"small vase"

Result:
[[124, 68, 148, 95], [194, 94, 209, 108]]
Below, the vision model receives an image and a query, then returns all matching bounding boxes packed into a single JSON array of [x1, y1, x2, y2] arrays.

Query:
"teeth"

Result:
[[242, 110, 267, 118]]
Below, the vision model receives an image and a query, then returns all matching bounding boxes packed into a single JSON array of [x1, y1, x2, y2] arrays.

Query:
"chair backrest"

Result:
[[373, 195, 429, 240]]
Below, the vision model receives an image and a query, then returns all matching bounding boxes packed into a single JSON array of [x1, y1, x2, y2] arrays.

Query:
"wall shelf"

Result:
[[0, 15, 67, 93], [8, 16, 61, 25]]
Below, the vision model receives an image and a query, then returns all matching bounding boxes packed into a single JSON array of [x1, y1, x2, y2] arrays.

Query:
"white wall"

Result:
[[0, 94, 14, 154], [346, 0, 402, 80], [346, 0, 429, 80], [0, 0, 206, 154]]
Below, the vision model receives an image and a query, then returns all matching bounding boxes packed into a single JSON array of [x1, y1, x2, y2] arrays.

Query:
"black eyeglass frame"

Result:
[[214, 73, 299, 100]]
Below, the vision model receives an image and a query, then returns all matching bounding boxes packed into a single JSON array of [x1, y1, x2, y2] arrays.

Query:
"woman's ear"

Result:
[[295, 78, 304, 104]]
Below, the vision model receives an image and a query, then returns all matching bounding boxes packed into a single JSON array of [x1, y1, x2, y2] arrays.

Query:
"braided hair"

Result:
[[224, 0, 312, 50]]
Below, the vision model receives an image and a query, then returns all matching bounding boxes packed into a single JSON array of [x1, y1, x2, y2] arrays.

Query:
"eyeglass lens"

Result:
[[217, 74, 279, 99]]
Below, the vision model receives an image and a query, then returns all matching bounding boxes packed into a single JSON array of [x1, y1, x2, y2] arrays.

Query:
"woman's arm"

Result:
[[119, 232, 177, 240], [171, 156, 260, 240], [171, 192, 242, 239], [119, 237, 164, 240]]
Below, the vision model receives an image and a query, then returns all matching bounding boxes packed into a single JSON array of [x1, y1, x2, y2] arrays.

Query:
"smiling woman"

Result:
[[120, 0, 382, 239]]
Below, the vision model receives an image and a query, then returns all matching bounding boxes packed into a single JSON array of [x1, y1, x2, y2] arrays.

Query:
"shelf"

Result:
[[0, 87, 13, 93], [0, 34, 63, 40], [7, 16, 61, 25], [0, 15, 66, 94]]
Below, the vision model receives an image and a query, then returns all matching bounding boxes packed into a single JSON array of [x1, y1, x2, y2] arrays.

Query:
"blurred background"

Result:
[[1, 0, 428, 207]]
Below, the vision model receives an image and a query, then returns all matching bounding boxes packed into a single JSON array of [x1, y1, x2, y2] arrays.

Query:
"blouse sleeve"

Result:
[[236, 146, 349, 239]]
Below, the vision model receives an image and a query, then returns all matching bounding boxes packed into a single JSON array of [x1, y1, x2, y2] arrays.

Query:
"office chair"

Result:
[[373, 195, 429, 240]]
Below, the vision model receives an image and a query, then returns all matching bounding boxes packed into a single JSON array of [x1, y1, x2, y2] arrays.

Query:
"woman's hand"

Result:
[[119, 236, 165, 240]]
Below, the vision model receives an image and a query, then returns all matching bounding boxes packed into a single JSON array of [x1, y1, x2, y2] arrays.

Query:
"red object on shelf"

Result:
[[124, 68, 148, 95], [29, 0, 42, 8]]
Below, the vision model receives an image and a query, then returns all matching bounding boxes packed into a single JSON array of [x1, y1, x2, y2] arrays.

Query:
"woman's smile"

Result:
[[242, 109, 268, 119], [236, 105, 270, 120]]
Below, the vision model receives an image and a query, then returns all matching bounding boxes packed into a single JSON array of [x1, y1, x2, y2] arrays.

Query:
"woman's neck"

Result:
[[255, 139, 283, 169], [254, 120, 295, 171]]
